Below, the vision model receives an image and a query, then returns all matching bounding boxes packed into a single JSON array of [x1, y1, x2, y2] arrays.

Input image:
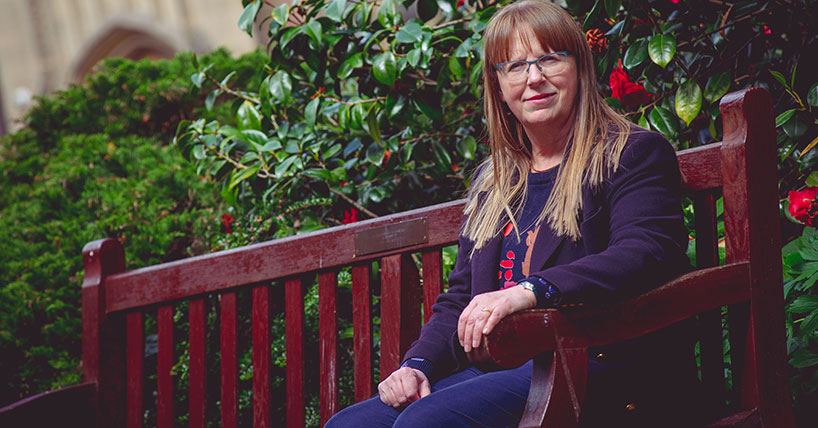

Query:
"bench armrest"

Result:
[[483, 262, 750, 368]]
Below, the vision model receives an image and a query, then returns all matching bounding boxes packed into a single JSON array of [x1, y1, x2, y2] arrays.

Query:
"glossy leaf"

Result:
[[305, 21, 323, 46], [623, 39, 648, 69], [378, 0, 398, 28], [326, 0, 347, 22], [238, 0, 262, 36], [431, 141, 453, 172], [229, 165, 260, 190], [783, 116, 808, 139], [648, 34, 676, 68], [458, 136, 477, 160], [372, 52, 398, 87], [808, 83, 818, 107], [305, 98, 320, 126], [649, 106, 678, 138], [269, 71, 292, 102], [675, 80, 702, 126], [338, 53, 363, 80], [703, 72, 730, 104], [582, 0, 604, 32], [366, 143, 385, 166], [769, 70, 788, 88], [396, 21, 423, 44], [272, 3, 289, 26], [604, 0, 621, 19], [776, 109, 796, 128], [801, 135, 818, 159], [237, 101, 262, 130]]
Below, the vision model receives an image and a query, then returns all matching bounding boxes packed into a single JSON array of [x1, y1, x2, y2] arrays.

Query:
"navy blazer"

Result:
[[404, 129, 692, 381]]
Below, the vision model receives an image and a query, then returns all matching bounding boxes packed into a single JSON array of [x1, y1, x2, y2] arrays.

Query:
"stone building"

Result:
[[0, 0, 259, 134]]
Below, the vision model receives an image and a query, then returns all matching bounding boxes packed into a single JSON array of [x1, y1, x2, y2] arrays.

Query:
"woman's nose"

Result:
[[526, 64, 545, 85]]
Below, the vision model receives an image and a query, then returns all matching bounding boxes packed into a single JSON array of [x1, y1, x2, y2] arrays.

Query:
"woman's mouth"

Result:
[[526, 93, 555, 103]]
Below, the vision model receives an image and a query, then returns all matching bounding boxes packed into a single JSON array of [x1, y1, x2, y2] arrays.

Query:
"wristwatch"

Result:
[[518, 277, 561, 307]]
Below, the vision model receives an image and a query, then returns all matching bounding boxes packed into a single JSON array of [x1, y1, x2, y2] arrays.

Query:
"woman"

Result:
[[326, 1, 697, 427]]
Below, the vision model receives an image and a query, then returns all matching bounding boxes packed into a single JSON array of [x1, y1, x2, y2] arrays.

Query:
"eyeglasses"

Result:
[[495, 51, 572, 82]]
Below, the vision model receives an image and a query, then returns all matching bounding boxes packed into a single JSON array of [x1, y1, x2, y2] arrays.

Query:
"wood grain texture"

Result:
[[285, 279, 305, 428], [103, 200, 465, 313], [126, 312, 143, 428], [485, 263, 751, 368], [220, 292, 238, 428], [253, 285, 272, 428], [319, 272, 339, 426], [677, 143, 723, 192], [721, 88, 793, 426], [351, 265, 373, 402], [156, 305, 174, 428], [189, 298, 206, 428], [379, 254, 422, 379], [81, 238, 126, 428], [421, 250, 444, 324]]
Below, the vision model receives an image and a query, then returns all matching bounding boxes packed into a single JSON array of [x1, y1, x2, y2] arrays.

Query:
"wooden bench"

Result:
[[0, 88, 794, 428]]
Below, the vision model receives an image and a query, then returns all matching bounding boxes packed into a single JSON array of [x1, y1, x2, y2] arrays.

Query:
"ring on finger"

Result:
[[479, 307, 492, 313]]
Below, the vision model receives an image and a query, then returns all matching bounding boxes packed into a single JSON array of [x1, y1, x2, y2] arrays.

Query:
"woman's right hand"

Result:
[[377, 367, 431, 408]]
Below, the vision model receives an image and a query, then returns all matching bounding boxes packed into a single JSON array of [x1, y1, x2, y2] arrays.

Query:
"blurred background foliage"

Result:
[[2, 0, 817, 426]]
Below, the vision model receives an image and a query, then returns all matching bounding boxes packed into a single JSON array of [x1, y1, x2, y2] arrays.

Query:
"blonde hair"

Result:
[[463, 0, 632, 253]]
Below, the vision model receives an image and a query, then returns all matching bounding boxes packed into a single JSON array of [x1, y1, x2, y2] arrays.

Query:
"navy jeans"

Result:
[[324, 360, 533, 428]]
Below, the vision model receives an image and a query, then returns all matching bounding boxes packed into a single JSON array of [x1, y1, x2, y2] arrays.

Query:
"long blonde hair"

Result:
[[463, 0, 632, 253]]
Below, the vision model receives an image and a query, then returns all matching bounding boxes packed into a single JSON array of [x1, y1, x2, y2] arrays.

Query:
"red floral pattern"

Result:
[[609, 59, 652, 108], [788, 187, 818, 227]]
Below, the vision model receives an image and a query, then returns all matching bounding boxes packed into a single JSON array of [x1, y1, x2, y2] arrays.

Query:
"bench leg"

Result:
[[519, 348, 588, 428]]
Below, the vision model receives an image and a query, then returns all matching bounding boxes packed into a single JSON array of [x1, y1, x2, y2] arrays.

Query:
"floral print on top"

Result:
[[498, 167, 558, 289]]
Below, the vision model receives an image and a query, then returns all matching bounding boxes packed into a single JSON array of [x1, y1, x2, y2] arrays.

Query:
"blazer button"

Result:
[[625, 403, 637, 412], [595, 353, 606, 361]]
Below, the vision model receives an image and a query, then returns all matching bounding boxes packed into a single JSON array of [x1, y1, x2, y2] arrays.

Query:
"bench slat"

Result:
[[220, 292, 238, 428], [319, 271, 339, 426], [380, 254, 422, 380], [126, 312, 143, 428], [285, 279, 306, 428], [351, 265, 373, 402], [157, 305, 174, 428], [189, 298, 207, 428], [422, 250, 444, 324], [253, 285, 272, 427]]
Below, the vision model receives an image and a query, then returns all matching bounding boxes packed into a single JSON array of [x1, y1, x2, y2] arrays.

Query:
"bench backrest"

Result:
[[79, 88, 790, 428]]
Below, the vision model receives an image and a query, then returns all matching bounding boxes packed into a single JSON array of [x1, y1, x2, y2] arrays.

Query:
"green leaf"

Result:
[[638, 110, 649, 129], [458, 136, 477, 160], [407, 48, 422, 68], [326, 0, 347, 22], [378, 0, 397, 28], [303, 168, 333, 180], [455, 38, 473, 58], [280, 27, 300, 49], [229, 165, 260, 190], [604, 0, 621, 19], [191, 72, 205, 88], [305, 98, 320, 126], [237, 101, 262, 130], [366, 143, 385, 166], [366, 108, 382, 144], [648, 34, 676, 68], [776, 109, 796, 128], [703, 73, 730, 104], [269, 71, 292, 102], [396, 21, 423, 43], [649, 106, 678, 138], [675, 80, 702, 126], [323, 143, 342, 161], [272, 3, 289, 26], [789, 348, 818, 369], [431, 141, 452, 172], [205, 90, 219, 111], [582, 0, 604, 32], [808, 83, 818, 107], [338, 53, 363, 80], [623, 39, 648, 70], [769, 70, 788, 88], [783, 116, 808, 138], [806, 171, 818, 187], [193, 144, 206, 160], [305, 21, 323, 46], [372, 52, 398, 87], [275, 155, 298, 178], [801, 311, 818, 339], [414, 97, 443, 122], [238, 0, 262, 36], [449, 56, 465, 79], [436, 0, 453, 15], [790, 295, 818, 314]]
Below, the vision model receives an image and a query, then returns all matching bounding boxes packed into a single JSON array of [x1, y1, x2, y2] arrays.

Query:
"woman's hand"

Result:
[[457, 285, 536, 353], [377, 367, 431, 408]]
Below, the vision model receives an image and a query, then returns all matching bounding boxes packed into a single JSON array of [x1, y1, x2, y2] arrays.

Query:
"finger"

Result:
[[482, 308, 504, 336], [458, 304, 475, 347], [418, 373, 431, 398], [462, 311, 480, 352], [378, 381, 396, 407], [398, 371, 420, 403], [470, 311, 486, 349]]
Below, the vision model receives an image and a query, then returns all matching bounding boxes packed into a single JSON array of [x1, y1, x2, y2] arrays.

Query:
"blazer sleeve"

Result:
[[536, 131, 690, 304]]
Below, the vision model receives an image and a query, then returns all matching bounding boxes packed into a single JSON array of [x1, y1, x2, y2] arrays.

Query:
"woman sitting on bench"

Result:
[[326, 1, 698, 426]]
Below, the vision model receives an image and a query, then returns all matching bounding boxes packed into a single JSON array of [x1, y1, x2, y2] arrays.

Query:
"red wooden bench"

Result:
[[0, 88, 794, 428]]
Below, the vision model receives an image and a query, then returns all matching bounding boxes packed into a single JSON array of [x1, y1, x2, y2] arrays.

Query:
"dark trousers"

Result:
[[324, 360, 533, 428]]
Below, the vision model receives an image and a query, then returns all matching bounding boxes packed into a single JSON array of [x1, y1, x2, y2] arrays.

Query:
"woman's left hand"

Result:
[[457, 285, 537, 353]]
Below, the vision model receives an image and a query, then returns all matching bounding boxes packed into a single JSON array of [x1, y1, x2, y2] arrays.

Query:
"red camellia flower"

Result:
[[343, 208, 359, 224], [609, 59, 652, 108], [221, 213, 235, 234], [788, 187, 818, 227]]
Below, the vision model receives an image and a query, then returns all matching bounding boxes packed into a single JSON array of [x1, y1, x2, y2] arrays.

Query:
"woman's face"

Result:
[[497, 32, 578, 142]]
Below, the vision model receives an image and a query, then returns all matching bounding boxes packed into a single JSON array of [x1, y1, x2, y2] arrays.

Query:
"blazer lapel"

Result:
[[528, 227, 566, 273], [471, 236, 501, 294]]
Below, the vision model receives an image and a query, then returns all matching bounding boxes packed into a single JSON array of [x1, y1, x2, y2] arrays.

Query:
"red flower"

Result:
[[788, 187, 818, 227], [343, 208, 359, 224], [221, 214, 235, 234], [456, 0, 466, 7], [763, 25, 771, 35], [609, 59, 652, 108]]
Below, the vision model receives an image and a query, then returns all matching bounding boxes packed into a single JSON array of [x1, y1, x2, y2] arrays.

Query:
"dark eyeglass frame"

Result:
[[495, 51, 573, 76]]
